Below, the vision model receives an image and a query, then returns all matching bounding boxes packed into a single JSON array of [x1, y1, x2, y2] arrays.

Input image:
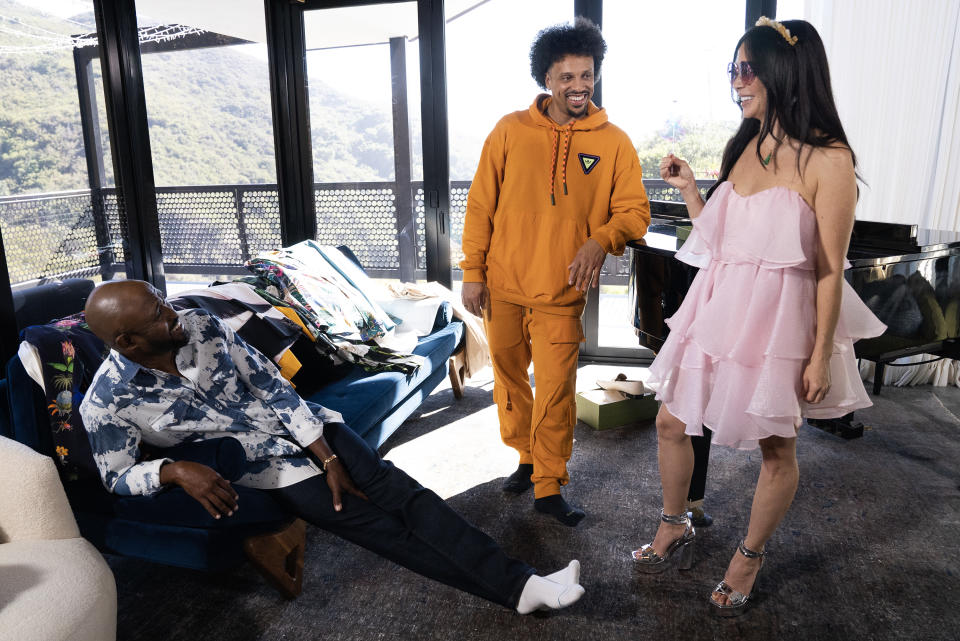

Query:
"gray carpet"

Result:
[[108, 371, 960, 641]]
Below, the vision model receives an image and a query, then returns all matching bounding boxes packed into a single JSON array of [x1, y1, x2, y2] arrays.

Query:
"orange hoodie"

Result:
[[460, 94, 651, 315]]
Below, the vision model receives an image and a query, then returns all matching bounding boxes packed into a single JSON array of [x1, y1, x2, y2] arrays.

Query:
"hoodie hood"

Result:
[[528, 94, 608, 129], [529, 94, 608, 205]]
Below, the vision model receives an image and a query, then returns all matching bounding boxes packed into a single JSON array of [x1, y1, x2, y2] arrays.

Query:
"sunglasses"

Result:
[[727, 61, 757, 85]]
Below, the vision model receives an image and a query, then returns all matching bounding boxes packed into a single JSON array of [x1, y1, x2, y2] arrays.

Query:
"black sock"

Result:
[[535, 494, 585, 526], [503, 463, 534, 493]]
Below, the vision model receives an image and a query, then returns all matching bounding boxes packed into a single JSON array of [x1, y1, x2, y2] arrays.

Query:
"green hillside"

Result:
[[0, 0, 410, 196]]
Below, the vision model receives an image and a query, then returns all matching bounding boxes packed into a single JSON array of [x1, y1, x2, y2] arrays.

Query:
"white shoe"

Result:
[[596, 375, 645, 396]]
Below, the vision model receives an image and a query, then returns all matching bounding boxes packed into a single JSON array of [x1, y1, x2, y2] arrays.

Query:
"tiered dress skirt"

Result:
[[645, 182, 887, 449]]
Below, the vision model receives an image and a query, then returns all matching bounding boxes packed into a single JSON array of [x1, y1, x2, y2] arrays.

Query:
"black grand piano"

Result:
[[628, 201, 960, 437]]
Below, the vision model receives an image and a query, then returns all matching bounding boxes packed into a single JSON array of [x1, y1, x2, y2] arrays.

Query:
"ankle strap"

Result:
[[737, 539, 765, 559], [660, 509, 691, 525]]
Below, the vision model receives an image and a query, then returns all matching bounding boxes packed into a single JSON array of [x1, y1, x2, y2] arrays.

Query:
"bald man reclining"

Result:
[[79, 280, 584, 613]]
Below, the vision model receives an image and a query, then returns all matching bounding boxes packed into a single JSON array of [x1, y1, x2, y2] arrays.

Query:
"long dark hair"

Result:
[[706, 19, 859, 200]]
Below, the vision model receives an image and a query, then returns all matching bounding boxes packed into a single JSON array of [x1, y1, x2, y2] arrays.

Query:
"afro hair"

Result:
[[529, 17, 606, 90]]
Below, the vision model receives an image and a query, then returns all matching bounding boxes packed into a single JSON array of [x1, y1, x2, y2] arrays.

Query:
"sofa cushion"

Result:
[[12, 278, 95, 329], [20, 316, 108, 483], [307, 320, 464, 439]]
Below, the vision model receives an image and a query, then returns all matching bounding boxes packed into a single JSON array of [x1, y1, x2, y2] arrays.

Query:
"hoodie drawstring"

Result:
[[549, 126, 573, 206], [549, 129, 560, 206]]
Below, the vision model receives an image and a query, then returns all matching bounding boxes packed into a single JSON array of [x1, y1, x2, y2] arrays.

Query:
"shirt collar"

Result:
[[113, 350, 144, 384], [110, 310, 198, 384]]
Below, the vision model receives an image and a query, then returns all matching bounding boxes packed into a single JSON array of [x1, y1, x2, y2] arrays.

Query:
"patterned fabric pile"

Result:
[[235, 241, 423, 375]]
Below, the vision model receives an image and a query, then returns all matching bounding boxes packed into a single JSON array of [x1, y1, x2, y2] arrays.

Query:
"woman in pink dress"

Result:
[[631, 18, 885, 616]]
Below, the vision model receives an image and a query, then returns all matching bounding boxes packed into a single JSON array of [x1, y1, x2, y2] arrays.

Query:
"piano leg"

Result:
[[873, 361, 886, 395], [806, 413, 864, 439]]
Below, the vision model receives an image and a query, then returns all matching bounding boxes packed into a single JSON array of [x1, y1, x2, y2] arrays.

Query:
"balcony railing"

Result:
[[0, 179, 714, 288]]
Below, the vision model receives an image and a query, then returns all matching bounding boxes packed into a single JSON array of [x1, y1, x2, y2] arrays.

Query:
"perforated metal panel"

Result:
[[240, 189, 282, 256], [449, 183, 469, 271], [414, 185, 426, 270], [1, 179, 716, 286], [0, 191, 120, 285], [157, 189, 245, 265], [151, 186, 283, 268], [643, 179, 712, 202], [102, 190, 125, 252], [315, 184, 400, 271], [414, 181, 470, 273]]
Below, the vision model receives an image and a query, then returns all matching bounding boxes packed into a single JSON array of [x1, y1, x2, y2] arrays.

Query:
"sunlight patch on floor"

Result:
[[383, 402, 517, 500], [382, 363, 651, 500]]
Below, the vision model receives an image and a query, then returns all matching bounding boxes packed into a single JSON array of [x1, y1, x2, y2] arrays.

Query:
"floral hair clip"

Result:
[[755, 16, 798, 46]]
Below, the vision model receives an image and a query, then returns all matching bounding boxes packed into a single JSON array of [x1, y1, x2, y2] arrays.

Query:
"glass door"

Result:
[[135, 0, 280, 292], [303, 1, 424, 284], [581, 0, 745, 361]]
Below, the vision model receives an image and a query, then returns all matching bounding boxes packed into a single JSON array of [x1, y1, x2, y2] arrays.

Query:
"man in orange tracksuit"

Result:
[[460, 18, 650, 526]]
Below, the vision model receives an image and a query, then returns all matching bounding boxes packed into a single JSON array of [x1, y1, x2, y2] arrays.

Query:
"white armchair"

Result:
[[0, 435, 117, 641]]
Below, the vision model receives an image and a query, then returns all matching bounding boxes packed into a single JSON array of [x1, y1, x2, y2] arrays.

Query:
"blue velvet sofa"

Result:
[[1, 256, 465, 596]]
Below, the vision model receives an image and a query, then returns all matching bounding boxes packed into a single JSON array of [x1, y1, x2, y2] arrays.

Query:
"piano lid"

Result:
[[635, 201, 960, 264], [851, 221, 960, 254]]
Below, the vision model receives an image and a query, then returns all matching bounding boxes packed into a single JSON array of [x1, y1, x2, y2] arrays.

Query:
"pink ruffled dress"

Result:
[[645, 181, 887, 449]]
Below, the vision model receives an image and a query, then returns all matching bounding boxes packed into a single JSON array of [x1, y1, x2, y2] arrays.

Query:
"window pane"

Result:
[[446, 0, 573, 284], [0, 0, 125, 318], [136, 1, 281, 289], [304, 2, 422, 282], [604, 1, 743, 195], [599, 1, 745, 349]]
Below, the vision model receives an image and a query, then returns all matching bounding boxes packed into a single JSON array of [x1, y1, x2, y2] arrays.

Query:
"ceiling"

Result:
[[136, 0, 484, 48]]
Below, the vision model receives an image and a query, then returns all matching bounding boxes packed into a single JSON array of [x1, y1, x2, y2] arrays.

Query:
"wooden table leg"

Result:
[[448, 348, 466, 400], [243, 518, 306, 599]]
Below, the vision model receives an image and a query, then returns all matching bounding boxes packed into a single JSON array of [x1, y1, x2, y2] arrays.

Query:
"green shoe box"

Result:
[[575, 389, 659, 430]]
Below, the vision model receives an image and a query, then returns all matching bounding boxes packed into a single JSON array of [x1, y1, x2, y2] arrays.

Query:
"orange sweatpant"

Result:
[[484, 298, 583, 498]]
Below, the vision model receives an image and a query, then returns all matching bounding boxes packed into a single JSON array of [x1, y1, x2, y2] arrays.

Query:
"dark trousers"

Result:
[[688, 428, 713, 503], [268, 422, 534, 608]]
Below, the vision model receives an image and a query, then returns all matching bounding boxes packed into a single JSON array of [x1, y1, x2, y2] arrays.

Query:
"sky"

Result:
[[24, 0, 90, 21]]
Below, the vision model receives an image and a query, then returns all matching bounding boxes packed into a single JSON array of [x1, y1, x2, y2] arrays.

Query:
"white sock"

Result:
[[545, 559, 580, 586], [515, 575, 585, 614]]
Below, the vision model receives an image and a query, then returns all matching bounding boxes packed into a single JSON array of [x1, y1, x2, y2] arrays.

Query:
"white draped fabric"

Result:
[[776, 1, 960, 389], [781, 0, 960, 231]]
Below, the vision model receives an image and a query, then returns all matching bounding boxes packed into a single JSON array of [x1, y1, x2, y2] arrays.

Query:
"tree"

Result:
[[635, 118, 739, 179]]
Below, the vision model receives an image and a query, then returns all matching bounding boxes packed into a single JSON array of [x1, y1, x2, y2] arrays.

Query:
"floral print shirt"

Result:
[[80, 309, 342, 495]]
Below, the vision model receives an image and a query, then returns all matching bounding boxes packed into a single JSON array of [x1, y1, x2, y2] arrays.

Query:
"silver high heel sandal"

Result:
[[710, 539, 765, 617], [631, 509, 696, 573]]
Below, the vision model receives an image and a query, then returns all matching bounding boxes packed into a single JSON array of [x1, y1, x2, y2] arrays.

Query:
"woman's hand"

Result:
[[802, 357, 831, 404], [659, 154, 697, 193]]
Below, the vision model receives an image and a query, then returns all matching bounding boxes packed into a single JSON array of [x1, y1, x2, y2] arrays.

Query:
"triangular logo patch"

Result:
[[579, 153, 600, 174]]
